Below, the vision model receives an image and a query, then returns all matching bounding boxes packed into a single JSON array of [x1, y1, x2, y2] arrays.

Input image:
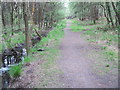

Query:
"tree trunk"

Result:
[[38, 4, 42, 30], [91, 4, 99, 24], [104, 8, 110, 24], [99, 3, 110, 24], [23, 2, 31, 56], [106, 2, 114, 27], [111, 2, 120, 25], [18, 3, 21, 29], [2, 7, 5, 27], [11, 2, 14, 35]]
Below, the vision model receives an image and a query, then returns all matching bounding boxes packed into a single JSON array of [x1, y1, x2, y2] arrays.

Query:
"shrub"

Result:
[[9, 64, 22, 78]]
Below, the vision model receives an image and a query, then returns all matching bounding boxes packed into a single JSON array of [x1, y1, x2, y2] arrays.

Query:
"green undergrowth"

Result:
[[9, 56, 33, 78], [71, 18, 118, 52], [24, 56, 33, 63], [2, 31, 25, 52], [3, 24, 25, 34], [33, 20, 66, 51], [104, 49, 118, 62], [9, 63, 22, 78], [71, 19, 118, 74], [93, 46, 118, 75], [9, 20, 66, 79], [33, 20, 66, 87], [33, 20, 66, 68], [71, 19, 118, 47], [100, 46, 118, 63], [2, 23, 25, 50]]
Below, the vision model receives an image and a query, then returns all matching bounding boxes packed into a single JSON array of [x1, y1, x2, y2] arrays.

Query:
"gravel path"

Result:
[[58, 20, 118, 88]]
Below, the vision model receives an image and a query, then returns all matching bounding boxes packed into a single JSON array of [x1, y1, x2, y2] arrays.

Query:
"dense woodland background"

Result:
[[1, 2, 120, 55], [0, 1, 120, 88], [1, 2, 65, 55]]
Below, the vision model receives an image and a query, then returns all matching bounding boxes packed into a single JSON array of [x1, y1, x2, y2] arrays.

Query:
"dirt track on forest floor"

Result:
[[9, 20, 118, 88], [58, 20, 118, 88]]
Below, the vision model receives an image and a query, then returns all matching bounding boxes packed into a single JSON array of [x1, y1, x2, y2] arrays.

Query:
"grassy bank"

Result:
[[33, 20, 66, 87], [71, 18, 118, 51], [71, 19, 118, 48], [71, 18, 118, 74], [9, 20, 66, 85]]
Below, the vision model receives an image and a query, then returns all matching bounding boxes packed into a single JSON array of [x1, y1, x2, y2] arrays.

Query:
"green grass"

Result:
[[34, 20, 65, 49], [103, 49, 118, 61], [71, 25, 85, 32], [8, 55, 33, 78], [5, 20, 66, 80], [33, 20, 66, 87], [97, 48, 118, 75], [11, 32, 25, 46], [24, 56, 32, 63], [84, 30, 96, 36], [9, 20, 66, 78], [9, 64, 22, 78], [71, 19, 118, 75], [71, 19, 100, 32], [71, 19, 118, 47], [2, 31, 25, 51], [41, 48, 58, 69], [101, 46, 107, 50]]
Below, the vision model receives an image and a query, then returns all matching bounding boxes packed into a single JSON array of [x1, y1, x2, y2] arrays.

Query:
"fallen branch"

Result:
[[34, 28, 41, 39]]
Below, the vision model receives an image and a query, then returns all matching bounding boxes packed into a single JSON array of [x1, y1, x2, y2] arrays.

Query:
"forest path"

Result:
[[9, 20, 118, 88], [58, 20, 118, 88]]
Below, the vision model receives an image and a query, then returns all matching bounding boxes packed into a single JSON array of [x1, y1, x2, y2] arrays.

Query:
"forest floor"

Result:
[[9, 20, 118, 88]]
